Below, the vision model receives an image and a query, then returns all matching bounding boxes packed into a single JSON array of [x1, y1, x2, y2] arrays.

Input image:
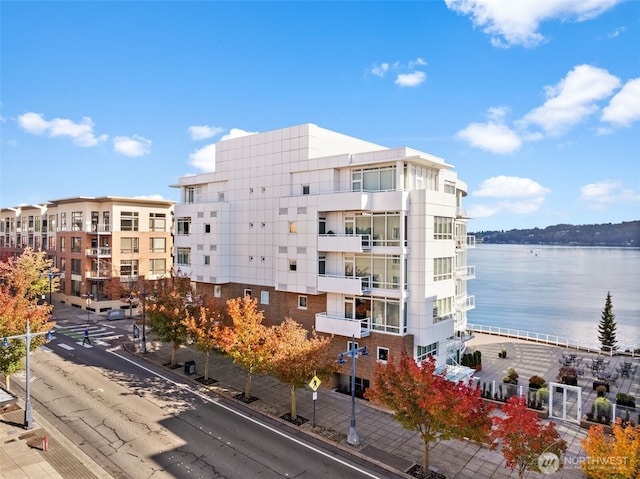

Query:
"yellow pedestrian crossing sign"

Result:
[[309, 375, 321, 391]]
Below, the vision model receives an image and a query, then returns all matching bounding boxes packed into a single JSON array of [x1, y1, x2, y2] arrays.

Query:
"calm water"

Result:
[[467, 245, 640, 351]]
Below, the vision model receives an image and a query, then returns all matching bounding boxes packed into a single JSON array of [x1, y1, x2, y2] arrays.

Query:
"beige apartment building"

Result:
[[0, 196, 174, 311]]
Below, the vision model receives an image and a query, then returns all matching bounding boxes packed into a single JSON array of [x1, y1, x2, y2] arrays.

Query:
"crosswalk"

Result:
[[52, 324, 124, 348]]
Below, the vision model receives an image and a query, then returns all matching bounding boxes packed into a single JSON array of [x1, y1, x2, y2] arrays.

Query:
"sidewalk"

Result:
[[4, 299, 637, 478]]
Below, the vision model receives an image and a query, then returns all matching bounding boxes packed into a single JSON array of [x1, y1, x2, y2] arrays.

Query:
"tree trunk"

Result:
[[204, 350, 210, 382], [171, 342, 178, 368], [244, 372, 252, 399], [290, 386, 297, 420], [3, 374, 9, 391], [423, 440, 430, 472]]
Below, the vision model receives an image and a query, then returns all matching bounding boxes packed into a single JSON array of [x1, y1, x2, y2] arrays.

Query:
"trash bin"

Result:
[[185, 360, 196, 375]]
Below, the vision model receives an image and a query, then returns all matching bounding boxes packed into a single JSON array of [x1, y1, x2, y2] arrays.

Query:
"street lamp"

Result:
[[45, 266, 60, 305], [141, 289, 147, 354], [1, 319, 54, 429], [337, 335, 369, 446], [85, 293, 94, 322]]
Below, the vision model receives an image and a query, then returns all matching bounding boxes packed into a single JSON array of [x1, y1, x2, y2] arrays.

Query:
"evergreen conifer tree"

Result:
[[597, 292, 617, 352]]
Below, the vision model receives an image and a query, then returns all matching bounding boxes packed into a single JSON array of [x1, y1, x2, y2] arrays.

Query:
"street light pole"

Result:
[[129, 293, 134, 318], [1, 319, 54, 429], [141, 289, 147, 354], [337, 334, 368, 446]]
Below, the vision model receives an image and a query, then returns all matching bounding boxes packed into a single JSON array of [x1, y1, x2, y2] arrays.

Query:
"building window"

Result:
[[71, 211, 83, 231], [176, 248, 191, 266], [351, 166, 396, 192], [59, 236, 66, 252], [150, 237, 166, 253], [298, 295, 307, 310], [433, 297, 453, 323], [149, 213, 166, 232], [204, 255, 210, 265], [218, 192, 225, 201], [214, 285, 221, 298], [244, 289, 252, 299], [260, 291, 269, 304], [149, 258, 166, 275], [186, 186, 203, 204], [417, 343, 438, 361], [289, 260, 297, 271], [177, 218, 191, 235], [377, 347, 389, 363], [302, 185, 310, 195], [71, 259, 82, 275], [121, 237, 139, 254], [444, 181, 456, 194], [71, 237, 82, 253], [60, 212, 67, 231], [71, 279, 82, 297], [433, 257, 453, 281], [121, 212, 139, 231], [434, 217, 453, 240], [204, 224, 211, 233], [120, 259, 139, 277], [289, 222, 297, 234]]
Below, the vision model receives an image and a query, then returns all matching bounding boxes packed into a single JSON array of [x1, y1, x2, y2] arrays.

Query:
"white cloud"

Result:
[[113, 135, 152, 157], [469, 176, 551, 218], [17, 112, 107, 147], [580, 180, 640, 209], [188, 125, 226, 140], [189, 143, 216, 172], [445, 0, 621, 48], [473, 176, 551, 199], [601, 77, 640, 127], [395, 71, 426, 87], [518, 64, 620, 136], [408, 57, 427, 68], [370, 62, 389, 77], [219, 128, 258, 141], [456, 107, 522, 153]]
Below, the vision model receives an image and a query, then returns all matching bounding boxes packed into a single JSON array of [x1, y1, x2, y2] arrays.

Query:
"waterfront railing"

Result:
[[467, 323, 638, 357]]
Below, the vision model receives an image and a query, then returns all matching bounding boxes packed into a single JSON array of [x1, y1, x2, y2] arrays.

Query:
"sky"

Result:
[[1, 0, 639, 232]]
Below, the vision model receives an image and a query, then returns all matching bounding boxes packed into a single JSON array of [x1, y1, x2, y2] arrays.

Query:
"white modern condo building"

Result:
[[172, 123, 475, 388]]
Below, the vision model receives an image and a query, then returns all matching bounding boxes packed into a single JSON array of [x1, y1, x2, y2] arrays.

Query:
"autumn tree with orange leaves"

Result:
[[217, 296, 273, 400], [0, 249, 55, 389], [182, 298, 224, 383], [581, 421, 640, 479], [366, 352, 493, 473], [146, 272, 197, 368], [268, 318, 333, 421], [491, 396, 567, 479]]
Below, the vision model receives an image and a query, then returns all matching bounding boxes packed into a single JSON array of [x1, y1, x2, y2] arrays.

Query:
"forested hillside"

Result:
[[472, 221, 639, 247]]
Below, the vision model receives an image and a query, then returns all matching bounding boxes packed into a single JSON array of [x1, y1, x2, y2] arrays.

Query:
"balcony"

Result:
[[317, 274, 371, 295], [86, 222, 111, 233], [318, 234, 371, 253], [455, 294, 475, 312], [86, 270, 111, 280], [456, 235, 476, 249], [317, 191, 370, 212], [455, 265, 476, 280], [315, 313, 370, 338], [86, 247, 112, 257]]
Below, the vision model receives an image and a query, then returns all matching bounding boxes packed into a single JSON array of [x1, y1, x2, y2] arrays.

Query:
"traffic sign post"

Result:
[[309, 375, 321, 428]]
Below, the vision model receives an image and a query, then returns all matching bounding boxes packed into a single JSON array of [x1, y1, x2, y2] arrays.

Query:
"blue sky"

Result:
[[1, 0, 639, 231]]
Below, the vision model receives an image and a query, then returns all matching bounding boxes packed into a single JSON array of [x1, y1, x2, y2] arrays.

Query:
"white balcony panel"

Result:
[[318, 234, 366, 253], [315, 313, 370, 339], [317, 274, 369, 295], [317, 191, 370, 212], [369, 190, 407, 211]]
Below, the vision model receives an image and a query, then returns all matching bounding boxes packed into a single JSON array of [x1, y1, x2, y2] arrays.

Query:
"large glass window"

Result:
[[176, 247, 191, 265], [71, 259, 82, 275], [150, 237, 166, 253], [352, 166, 396, 192], [354, 254, 401, 289], [120, 260, 139, 277], [121, 237, 139, 254], [351, 212, 401, 247], [60, 213, 67, 231], [71, 237, 82, 253], [149, 258, 166, 275], [433, 297, 453, 323], [149, 213, 166, 232], [71, 211, 83, 231], [177, 218, 191, 235], [121, 212, 139, 231], [434, 217, 453, 240], [434, 257, 453, 281], [417, 343, 438, 361]]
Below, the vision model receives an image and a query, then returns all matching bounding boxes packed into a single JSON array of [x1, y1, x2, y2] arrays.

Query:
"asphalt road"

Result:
[[15, 327, 391, 479]]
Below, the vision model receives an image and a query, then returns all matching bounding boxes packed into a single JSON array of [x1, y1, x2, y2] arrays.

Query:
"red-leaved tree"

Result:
[[182, 298, 224, 383], [491, 396, 567, 479], [366, 352, 493, 472]]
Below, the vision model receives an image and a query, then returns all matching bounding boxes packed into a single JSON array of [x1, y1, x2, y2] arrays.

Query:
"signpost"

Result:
[[308, 375, 321, 428]]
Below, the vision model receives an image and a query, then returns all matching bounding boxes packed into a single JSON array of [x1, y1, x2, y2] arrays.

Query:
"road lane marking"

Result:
[[109, 348, 383, 479]]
